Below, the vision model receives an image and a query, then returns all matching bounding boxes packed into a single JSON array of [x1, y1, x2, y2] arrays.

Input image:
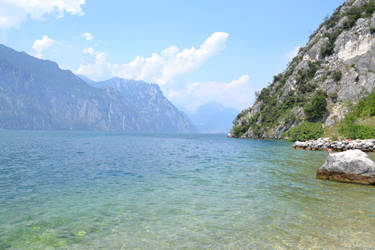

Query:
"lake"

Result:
[[1, 131, 375, 248]]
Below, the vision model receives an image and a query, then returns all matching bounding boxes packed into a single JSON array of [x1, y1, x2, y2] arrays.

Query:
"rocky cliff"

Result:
[[230, 0, 375, 140], [84, 77, 196, 133], [0, 44, 195, 133]]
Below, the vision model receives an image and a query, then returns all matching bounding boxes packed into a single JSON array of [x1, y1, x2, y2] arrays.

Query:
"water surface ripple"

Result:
[[1, 131, 375, 248]]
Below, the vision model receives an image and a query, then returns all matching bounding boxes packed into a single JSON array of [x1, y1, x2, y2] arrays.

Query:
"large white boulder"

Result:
[[317, 150, 375, 185]]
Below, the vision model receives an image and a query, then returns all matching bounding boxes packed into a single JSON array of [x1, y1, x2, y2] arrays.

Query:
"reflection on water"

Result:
[[0, 131, 375, 248]]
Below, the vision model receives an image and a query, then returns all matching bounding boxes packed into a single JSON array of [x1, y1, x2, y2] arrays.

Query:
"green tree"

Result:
[[304, 91, 327, 122], [288, 122, 324, 141]]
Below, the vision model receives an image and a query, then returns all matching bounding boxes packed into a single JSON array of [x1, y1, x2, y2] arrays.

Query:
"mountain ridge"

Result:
[[0, 44, 195, 133], [81, 76, 196, 133]]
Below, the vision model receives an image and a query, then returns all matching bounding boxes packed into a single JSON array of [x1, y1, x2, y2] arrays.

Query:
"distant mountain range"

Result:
[[188, 101, 238, 133], [0, 44, 195, 133]]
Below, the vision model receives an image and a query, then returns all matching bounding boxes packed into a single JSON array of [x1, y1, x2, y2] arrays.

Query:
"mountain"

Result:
[[82, 77, 196, 133], [230, 0, 375, 140], [189, 101, 238, 133], [0, 44, 195, 133]]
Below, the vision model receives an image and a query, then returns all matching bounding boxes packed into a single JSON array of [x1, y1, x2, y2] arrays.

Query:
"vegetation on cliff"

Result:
[[231, 0, 375, 141], [288, 122, 324, 142], [339, 91, 375, 139], [304, 91, 327, 122]]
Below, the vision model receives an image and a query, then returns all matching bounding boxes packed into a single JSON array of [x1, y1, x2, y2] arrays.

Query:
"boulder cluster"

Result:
[[293, 138, 375, 152]]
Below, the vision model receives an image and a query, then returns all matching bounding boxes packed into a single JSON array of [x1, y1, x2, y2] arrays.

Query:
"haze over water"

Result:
[[1, 131, 375, 249]]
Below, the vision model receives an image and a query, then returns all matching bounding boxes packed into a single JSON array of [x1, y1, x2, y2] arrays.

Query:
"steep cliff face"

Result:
[[0, 44, 195, 133], [86, 77, 196, 133], [230, 0, 375, 139]]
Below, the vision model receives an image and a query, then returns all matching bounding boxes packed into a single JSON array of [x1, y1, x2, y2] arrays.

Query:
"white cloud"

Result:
[[285, 46, 301, 61], [0, 29, 6, 43], [78, 50, 113, 80], [165, 75, 253, 112], [83, 47, 95, 55], [0, 0, 85, 29], [76, 32, 252, 112], [82, 32, 93, 41], [76, 32, 229, 84], [32, 35, 54, 58]]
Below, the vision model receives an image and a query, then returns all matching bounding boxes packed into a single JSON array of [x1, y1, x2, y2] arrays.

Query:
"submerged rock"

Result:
[[317, 150, 375, 185]]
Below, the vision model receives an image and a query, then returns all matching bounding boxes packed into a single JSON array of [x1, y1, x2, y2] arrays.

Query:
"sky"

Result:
[[0, 0, 346, 113]]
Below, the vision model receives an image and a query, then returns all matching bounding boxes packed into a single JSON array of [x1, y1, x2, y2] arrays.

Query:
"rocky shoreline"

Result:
[[293, 138, 375, 152]]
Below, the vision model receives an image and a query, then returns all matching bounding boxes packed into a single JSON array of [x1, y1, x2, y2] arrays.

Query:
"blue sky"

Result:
[[0, 0, 345, 112]]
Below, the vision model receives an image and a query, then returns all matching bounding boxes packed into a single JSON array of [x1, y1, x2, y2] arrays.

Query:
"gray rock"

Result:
[[293, 141, 307, 149], [292, 138, 375, 152], [317, 150, 375, 184]]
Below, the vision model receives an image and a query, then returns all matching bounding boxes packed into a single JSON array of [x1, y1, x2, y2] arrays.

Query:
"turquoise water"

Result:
[[1, 131, 375, 249]]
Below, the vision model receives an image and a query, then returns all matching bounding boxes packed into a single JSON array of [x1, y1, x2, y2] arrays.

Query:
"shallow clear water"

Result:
[[1, 131, 375, 249]]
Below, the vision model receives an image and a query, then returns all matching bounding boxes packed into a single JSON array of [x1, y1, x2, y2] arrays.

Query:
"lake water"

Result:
[[1, 131, 375, 249]]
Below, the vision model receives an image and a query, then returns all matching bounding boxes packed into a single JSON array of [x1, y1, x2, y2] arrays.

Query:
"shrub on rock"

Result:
[[288, 122, 323, 142]]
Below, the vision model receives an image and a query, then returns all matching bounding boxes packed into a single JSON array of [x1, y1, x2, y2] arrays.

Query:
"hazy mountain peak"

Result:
[[190, 101, 239, 133]]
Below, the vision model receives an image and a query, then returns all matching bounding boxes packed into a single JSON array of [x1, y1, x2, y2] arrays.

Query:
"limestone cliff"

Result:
[[230, 0, 375, 139]]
